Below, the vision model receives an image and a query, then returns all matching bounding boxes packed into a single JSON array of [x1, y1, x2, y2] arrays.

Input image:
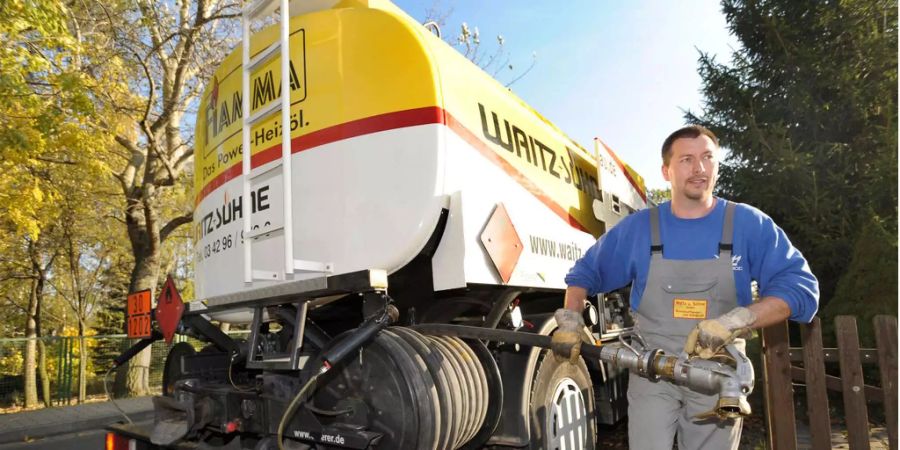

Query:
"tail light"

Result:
[[105, 432, 135, 450]]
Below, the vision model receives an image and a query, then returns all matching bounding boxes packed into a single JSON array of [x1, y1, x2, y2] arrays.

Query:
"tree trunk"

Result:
[[115, 249, 159, 397], [37, 340, 51, 407], [128, 346, 152, 396], [34, 275, 51, 407], [78, 321, 87, 402], [23, 287, 37, 408]]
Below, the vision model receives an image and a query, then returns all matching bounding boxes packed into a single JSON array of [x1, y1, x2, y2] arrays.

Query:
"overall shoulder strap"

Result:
[[650, 206, 663, 255], [719, 201, 736, 256]]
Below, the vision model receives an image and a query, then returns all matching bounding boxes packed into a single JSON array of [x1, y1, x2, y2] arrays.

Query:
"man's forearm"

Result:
[[747, 296, 792, 328], [563, 286, 588, 312]]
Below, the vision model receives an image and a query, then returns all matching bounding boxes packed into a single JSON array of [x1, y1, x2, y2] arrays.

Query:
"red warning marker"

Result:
[[155, 276, 184, 344], [480, 203, 523, 284]]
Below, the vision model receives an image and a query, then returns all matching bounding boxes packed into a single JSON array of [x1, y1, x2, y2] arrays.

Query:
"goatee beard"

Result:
[[684, 189, 706, 201]]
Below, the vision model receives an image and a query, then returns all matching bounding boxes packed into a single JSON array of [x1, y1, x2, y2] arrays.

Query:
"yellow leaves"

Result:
[[0, 348, 25, 375], [1, 0, 71, 38], [60, 326, 98, 338], [30, 182, 45, 203], [0, 9, 117, 241], [4, 208, 41, 240], [0, 170, 53, 239]]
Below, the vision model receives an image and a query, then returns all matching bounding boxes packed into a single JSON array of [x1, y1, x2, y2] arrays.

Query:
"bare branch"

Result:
[[160, 212, 194, 243], [34, 156, 77, 165], [2, 296, 29, 315]]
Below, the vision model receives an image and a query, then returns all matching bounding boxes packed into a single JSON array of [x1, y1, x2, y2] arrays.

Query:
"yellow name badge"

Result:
[[673, 299, 708, 319]]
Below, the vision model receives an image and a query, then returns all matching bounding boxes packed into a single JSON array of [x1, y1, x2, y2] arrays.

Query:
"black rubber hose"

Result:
[[113, 331, 163, 368], [321, 306, 398, 366], [409, 324, 605, 360], [277, 372, 320, 450]]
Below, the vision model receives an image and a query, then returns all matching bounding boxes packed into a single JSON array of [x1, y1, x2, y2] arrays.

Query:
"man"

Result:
[[552, 125, 819, 450]]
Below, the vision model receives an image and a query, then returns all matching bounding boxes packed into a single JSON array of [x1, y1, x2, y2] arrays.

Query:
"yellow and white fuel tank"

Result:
[[193, 0, 647, 315]]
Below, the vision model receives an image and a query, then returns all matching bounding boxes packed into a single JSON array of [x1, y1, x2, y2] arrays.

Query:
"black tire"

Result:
[[529, 352, 597, 450], [162, 342, 195, 396]]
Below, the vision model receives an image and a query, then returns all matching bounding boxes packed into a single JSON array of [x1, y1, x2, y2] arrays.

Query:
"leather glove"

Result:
[[684, 306, 756, 359], [552, 308, 584, 364]]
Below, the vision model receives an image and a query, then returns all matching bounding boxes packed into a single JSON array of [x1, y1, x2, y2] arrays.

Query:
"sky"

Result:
[[393, 0, 742, 190]]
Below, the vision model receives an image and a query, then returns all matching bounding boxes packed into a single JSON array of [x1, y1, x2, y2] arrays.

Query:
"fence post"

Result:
[[835, 316, 871, 450], [874, 315, 897, 450], [800, 317, 832, 449], [762, 319, 797, 450]]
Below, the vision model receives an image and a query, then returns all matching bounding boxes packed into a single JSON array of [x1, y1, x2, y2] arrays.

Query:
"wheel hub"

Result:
[[548, 378, 588, 450]]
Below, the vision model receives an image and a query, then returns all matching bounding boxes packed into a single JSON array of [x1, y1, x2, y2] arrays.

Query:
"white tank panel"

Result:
[[195, 125, 447, 316]]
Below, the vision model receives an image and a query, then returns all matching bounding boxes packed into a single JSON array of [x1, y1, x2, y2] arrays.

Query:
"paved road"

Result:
[[0, 397, 154, 448], [1, 428, 108, 450], [0, 398, 891, 449], [0, 420, 154, 450]]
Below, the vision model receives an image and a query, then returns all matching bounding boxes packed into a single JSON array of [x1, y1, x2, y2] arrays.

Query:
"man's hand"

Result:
[[684, 306, 757, 359], [552, 308, 584, 364]]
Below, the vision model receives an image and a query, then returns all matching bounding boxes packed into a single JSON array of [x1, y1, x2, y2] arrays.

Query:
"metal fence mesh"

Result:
[[0, 332, 249, 410]]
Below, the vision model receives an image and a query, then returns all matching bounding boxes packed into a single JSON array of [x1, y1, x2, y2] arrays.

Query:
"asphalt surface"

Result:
[[0, 396, 890, 449], [0, 397, 154, 447], [2, 427, 121, 450]]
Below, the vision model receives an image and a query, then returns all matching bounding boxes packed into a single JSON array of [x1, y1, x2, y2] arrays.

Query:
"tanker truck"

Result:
[[108, 0, 660, 448]]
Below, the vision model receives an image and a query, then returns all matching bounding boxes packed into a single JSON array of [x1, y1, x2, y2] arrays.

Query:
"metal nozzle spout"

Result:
[[695, 395, 752, 421], [716, 395, 751, 418]]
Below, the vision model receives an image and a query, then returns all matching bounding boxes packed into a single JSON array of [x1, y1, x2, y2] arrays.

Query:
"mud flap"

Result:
[[150, 396, 195, 446]]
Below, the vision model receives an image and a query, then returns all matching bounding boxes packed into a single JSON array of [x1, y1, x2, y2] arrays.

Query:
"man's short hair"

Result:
[[661, 125, 719, 165]]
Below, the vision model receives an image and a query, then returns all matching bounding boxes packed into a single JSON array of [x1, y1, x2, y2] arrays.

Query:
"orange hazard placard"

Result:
[[128, 290, 151, 315], [127, 290, 152, 338]]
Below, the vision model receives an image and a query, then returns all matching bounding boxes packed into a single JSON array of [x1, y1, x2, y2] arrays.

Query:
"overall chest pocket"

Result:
[[660, 279, 718, 295]]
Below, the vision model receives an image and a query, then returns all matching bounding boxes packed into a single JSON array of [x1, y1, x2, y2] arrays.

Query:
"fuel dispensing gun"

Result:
[[597, 333, 755, 420]]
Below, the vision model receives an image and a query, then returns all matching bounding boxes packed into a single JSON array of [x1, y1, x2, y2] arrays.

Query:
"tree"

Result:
[[420, 2, 536, 87], [55, 203, 117, 402], [648, 188, 671, 205], [0, 1, 98, 238], [820, 213, 897, 346], [0, 0, 117, 408], [687, 0, 897, 306], [75, 0, 240, 396]]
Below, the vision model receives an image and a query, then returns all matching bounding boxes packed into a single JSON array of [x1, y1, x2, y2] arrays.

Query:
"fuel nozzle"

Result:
[[595, 337, 754, 422], [685, 344, 755, 420], [709, 395, 752, 419]]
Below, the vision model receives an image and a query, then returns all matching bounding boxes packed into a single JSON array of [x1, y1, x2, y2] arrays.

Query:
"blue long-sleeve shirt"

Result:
[[565, 199, 819, 322]]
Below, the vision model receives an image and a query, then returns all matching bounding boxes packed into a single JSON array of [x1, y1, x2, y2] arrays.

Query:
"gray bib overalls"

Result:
[[627, 201, 743, 450]]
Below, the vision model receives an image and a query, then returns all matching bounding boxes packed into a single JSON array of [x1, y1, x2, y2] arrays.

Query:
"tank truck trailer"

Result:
[[105, 0, 755, 449]]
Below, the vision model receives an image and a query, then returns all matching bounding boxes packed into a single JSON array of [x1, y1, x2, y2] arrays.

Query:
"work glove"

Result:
[[684, 306, 756, 359], [551, 308, 584, 364]]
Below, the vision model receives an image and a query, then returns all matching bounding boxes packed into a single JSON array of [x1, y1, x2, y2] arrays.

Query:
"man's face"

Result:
[[662, 135, 719, 202]]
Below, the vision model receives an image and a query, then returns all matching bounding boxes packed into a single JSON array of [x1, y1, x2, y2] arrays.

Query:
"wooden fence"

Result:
[[761, 315, 898, 450]]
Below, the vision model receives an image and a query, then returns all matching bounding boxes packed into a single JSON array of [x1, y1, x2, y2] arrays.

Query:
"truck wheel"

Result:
[[162, 342, 195, 396], [529, 352, 596, 450]]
